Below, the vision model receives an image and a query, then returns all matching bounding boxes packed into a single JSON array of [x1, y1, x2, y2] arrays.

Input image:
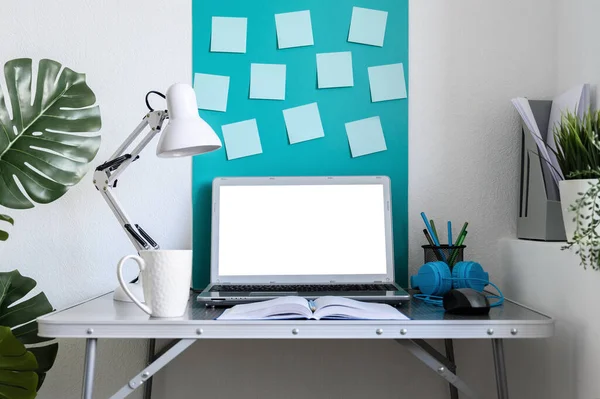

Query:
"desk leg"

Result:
[[111, 339, 196, 399], [397, 339, 480, 399], [82, 338, 98, 399], [444, 339, 459, 399], [143, 339, 156, 399], [491, 339, 509, 399]]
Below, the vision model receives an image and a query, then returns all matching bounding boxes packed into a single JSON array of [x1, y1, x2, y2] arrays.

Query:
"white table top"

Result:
[[37, 292, 554, 340]]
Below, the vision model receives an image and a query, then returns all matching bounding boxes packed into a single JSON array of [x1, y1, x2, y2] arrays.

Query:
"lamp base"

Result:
[[113, 281, 146, 303]]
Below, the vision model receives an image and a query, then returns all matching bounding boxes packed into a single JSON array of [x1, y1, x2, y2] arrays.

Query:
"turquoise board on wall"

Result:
[[191, 0, 409, 289]]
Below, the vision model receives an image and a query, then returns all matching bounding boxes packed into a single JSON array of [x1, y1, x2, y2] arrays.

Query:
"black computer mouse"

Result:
[[443, 288, 490, 315]]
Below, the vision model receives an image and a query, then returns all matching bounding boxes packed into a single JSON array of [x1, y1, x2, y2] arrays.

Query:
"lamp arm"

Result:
[[94, 110, 168, 251]]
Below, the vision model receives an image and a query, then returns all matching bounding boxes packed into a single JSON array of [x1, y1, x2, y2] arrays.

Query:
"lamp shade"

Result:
[[156, 83, 222, 158]]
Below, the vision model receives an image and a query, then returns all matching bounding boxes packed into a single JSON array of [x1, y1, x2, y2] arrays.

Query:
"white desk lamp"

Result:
[[94, 83, 221, 302]]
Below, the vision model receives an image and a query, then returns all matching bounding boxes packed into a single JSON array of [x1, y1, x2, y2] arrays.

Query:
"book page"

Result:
[[314, 296, 381, 311], [217, 297, 313, 320], [313, 296, 408, 320]]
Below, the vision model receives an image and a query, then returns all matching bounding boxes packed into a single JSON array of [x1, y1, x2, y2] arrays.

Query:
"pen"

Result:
[[420, 212, 446, 262], [430, 220, 439, 243], [423, 229, 435, 246], [456, 222, 468, 244], [448, 221, 453, 247], [423, 229, 442, 261], [448, 222, 469, 267], [449, 230, 468, 266], [448, 222, 468, 264], [421, 213, 440, 246]]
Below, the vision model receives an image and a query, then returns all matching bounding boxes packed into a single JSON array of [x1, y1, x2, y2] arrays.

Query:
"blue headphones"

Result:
[[410, 261, 504, 307]]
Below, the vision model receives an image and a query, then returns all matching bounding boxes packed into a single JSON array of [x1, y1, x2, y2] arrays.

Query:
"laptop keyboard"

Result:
[[209, 284, 398, 292]]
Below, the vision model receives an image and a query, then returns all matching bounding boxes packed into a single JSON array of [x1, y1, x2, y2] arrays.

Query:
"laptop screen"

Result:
[[216, 183, 388, 277]]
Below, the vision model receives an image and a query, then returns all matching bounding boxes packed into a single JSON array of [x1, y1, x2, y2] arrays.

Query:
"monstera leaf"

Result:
[[0, 270, 57, 391], [0, 58, 101, 209], [0, 326, 38, 399], [0, 215, 12, 241]]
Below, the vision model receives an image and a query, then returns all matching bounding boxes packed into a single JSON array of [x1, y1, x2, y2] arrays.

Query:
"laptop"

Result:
[[197, 176, 410, 306]]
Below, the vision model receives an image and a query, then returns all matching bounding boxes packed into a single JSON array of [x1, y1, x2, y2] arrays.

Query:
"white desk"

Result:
[[38, 292, 553, 399]]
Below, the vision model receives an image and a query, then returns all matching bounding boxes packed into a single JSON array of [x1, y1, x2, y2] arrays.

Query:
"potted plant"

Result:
[[555, 110, 600, 268], [0, 58, 102, 398]]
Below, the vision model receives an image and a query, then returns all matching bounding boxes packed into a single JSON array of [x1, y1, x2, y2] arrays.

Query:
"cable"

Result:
[[413, 293, 445, 305], [413, 277, 504, 308], [484, 281, 504, 307], [145, 90, 166, 112]]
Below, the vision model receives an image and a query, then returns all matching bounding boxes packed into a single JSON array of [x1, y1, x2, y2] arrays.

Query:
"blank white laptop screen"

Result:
[[217, 184, 387, 277]]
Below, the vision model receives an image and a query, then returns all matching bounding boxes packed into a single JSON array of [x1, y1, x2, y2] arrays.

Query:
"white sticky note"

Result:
[[250, 64, 286, 100], [368, 63, 407, 102], [194, 73, 230, 112], [316, 52, 354, 89], [222, 119, 263, 160], [283, 103, 325, 144], [348, 7, 388, 47], [211, 17, 248, 53], [275, 10, 314, 49], [345, 116, 387, 158]]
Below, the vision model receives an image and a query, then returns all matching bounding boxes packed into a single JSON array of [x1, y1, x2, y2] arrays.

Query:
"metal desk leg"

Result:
[[143, 339, 156, 399], [444, 339, 459, 399], [82, 338, 98, 399], [396, 339, 480, 399], [491, 339, 509, 399], [111, 339, 196, 399]]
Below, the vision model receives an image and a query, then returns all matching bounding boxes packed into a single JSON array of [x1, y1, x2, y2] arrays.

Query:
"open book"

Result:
[[217, 296, 409, 320]]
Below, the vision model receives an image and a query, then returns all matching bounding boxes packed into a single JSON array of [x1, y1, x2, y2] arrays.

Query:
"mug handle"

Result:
[[117, 255, 152, 315]]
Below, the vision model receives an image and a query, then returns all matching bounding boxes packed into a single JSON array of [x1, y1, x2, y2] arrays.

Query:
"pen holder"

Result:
[[422, 245, 466, 268]]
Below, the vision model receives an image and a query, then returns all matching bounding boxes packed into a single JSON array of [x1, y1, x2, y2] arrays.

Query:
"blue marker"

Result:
[[421, 212, 447, 262], [421, 212, 439, 245], [448, 221, 453, 247]]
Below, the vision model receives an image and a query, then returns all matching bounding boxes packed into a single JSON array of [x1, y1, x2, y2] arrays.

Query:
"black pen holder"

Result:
[[422, 245, 466, 268]]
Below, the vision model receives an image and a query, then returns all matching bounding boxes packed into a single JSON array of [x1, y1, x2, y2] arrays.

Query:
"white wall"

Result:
[[406, 3, 558, 398], [0, 0, 563, 398], [557, 0, 600, 105], [495, 1, 600, 398], [498, 239, 600, 399], [408, 0, 557, 276], [0, 1, 193, 398]]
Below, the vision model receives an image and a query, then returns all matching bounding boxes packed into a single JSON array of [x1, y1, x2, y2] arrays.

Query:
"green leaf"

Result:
[[554, 110, 600, 179], [0, 58, 101, 210], [0, 271, 57, 391], [27, 344, 58, 390], [0, 214, 12, 242], [11, 322, 52, 345], [0, 326, 38, 399], [0, 293, 52, 328]]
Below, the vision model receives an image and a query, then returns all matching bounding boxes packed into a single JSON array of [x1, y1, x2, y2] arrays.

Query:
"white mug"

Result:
[[117, 250, 192, 318]]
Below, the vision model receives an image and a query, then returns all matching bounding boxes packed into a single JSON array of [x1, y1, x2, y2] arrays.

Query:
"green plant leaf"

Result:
[[0, 58, 101, 210], [0, 214, 12, 242], [0, 326, 38, 399], [0, 271, 57, 391], [555, 110, 600, 179]]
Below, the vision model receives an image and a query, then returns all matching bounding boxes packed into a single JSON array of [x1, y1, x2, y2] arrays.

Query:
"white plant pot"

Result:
[[559, 179, 600, 242]]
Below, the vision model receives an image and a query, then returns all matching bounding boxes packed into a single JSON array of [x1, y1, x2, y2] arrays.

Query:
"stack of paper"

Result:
[[511, 84, 591, 185]]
